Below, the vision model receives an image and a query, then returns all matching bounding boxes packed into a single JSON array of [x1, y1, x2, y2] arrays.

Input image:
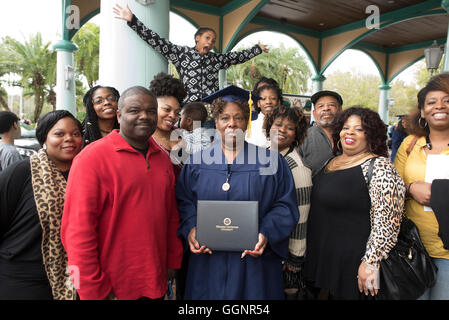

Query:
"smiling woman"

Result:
[[176, 86, 299, 300], [305, 107, 405, 300], [149, 72, 187, 178], [264, 105, 311, 300], [0, 110, 83, 300], [82, 85, 120, 147], [394, 72, 449, 300]]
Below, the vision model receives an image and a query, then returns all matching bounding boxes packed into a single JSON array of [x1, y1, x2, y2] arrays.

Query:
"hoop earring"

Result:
[[336, 140, 343, 152], [418, 116, 428, 129]]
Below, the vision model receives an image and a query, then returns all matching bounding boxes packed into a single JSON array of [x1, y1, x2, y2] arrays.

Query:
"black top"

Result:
[[0, 160, 42, 263], [132, 145, 149, 159], [305, 165, 371, 299], [0, 159, 68, 299]]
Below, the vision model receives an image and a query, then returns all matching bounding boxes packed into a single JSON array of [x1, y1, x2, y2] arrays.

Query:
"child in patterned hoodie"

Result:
[[113, 3, 269, 103]]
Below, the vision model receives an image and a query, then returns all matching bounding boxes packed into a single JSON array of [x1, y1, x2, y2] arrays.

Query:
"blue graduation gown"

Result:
[[176, 141, 299, 300]]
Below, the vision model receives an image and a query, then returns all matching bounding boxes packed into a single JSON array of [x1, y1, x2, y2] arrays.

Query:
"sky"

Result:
[[0, 1, 422, 95]]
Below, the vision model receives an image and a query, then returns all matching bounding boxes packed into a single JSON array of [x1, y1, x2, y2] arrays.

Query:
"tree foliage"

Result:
[[389, 79, 419, 119], [72, 23, 100, 88], [226, 44, 311, 94], [324, 68, 420, 122], [324, 69, 381, 111], [0, 42, 17, 111], [2, 33, 56, 122]]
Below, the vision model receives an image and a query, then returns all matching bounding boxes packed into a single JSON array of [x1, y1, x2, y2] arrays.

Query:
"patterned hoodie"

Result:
[[127, 14, 263, 103]]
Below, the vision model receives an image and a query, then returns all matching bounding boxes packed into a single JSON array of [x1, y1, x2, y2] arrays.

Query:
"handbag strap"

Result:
[[366, 157, 376, 187], [406, 136, 419, 156]]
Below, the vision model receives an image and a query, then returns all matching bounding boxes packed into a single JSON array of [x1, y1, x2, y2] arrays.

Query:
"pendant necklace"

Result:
[[222, 164, 231, 192]]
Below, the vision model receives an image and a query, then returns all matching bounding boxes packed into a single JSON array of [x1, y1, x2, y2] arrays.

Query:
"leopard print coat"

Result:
[[360, 157, 406, 268], [30, 149, 77, 300]]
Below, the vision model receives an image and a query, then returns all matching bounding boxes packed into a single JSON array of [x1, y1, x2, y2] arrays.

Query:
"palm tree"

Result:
[[45, 58, 57, 111], [72, 23, 100, 88], [0, 87, 10, 111], [227, 43, 311, 94], [3, 33, 56, 122], [0, 41, 16, 111]]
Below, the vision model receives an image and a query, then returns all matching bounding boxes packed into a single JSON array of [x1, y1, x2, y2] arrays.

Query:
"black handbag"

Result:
[[365, 158, 438, 300], [377, 218, 438, 300]]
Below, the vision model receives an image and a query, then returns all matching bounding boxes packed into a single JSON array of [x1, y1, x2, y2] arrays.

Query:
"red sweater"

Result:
[[61, 130, 182, 300]]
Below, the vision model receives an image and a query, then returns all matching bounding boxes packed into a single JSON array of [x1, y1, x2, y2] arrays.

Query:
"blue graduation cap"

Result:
[[201, 85, 260, 137], [201, 85, 260, 104]]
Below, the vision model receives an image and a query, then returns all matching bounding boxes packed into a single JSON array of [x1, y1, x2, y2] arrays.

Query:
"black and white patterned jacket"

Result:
[[127, 15, 263, 103]]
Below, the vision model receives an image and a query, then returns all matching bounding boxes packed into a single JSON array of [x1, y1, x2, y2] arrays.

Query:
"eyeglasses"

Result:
[[93, 95, 118, 105]]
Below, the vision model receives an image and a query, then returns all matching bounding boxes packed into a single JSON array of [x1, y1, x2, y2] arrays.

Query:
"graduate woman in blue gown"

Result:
[[176, 86, 299, 300]]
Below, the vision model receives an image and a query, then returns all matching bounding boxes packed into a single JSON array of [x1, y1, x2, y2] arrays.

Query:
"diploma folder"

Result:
[[196, 200, 259, 252]]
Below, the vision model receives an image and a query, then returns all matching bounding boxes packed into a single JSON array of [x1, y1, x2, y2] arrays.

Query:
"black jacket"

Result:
[[430, 179, 449, 250]]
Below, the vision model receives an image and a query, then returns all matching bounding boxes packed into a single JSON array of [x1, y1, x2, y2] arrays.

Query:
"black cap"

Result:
[[311, 90, 343, 106], [201, 85, 260, 104]]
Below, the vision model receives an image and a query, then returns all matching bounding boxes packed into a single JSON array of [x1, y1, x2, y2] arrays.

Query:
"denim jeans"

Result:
[[419, 258, 449, 300]]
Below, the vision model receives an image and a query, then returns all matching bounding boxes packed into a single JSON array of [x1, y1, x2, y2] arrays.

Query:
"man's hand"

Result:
[[167, 268, 177, 281], [113, 3, 133, 22]]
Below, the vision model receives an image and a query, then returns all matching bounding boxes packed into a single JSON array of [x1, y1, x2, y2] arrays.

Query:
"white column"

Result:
[[54, 41, 78, 115], [99, 0, 169, 93], [219, 69, 227, 89], [310, 74, 326, 123], [311, 74, 326, 94], [442, 0, 449, 71], [378, 84, 391, 124]]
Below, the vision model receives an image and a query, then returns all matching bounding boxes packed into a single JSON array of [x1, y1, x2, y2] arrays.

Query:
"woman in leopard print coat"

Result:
[[305, 107, 405, 300], [0, 111, 83, 300]]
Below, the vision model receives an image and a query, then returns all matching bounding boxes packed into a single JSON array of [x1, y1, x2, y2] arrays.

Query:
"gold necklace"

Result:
[[326, 151, 375, 172]]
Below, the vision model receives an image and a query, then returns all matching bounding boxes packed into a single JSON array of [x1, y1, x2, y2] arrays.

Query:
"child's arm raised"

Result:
[[113, 3, 184, 65], [217, 42, 269, 69]]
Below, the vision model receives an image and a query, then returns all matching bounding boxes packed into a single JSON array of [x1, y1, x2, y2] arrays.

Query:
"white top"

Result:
[[245, 113, 269, 148]]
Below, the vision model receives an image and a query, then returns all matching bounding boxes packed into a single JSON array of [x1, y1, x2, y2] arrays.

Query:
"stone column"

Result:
[[99, 0, 169, 93]]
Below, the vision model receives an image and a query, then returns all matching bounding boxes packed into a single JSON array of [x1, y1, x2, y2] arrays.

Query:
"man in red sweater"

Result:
[[61, 86, 183, 300]]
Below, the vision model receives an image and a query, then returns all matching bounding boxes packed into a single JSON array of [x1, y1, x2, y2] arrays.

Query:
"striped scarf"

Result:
[[281, 148, 312, 270]]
